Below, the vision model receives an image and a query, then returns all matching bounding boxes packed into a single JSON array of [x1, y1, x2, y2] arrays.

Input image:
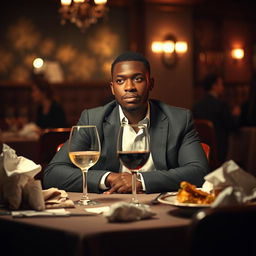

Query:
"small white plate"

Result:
[[158, 192, 210, 208]]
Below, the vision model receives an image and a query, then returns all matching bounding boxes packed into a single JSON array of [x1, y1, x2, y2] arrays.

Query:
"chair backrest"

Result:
[[194, 119, 219, 170], [200, 142, 210, 160], [56, 143, 64, 152], [38, 128, 71, 168], [187, 205, 256, 256]]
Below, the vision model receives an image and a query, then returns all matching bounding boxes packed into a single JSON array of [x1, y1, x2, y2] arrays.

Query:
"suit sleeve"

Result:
[[141, 110, 209, 193], [43, 109, 108, 193]]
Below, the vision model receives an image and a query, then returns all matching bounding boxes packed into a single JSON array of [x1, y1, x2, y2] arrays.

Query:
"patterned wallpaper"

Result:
[[0, 0, 128, 82]]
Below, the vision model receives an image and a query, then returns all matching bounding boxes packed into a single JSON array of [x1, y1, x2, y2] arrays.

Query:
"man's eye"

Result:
[[116, 79, 124, 84], [134, 77, 143, 82]]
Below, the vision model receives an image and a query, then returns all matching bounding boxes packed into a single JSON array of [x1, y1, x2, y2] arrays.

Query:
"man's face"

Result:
[[110, 61, 154, 112]]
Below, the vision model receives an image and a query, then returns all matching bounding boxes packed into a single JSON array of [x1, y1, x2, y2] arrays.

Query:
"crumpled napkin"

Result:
[[104, 202, 156, 222], [0, 144, 74, 211], [43, 188, 74, 209], [202, 160, 256, 207], [0, 143, 43, 210]]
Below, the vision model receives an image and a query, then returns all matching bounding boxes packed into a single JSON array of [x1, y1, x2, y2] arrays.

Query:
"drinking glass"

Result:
[[68, 125, 101, 205], [117, 123, 150, 205]]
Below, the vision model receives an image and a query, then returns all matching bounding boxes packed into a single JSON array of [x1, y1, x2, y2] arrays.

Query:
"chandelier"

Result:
[[59, 0, 108, 32]]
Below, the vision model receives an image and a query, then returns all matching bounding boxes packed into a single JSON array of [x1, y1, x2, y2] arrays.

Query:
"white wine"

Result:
[[69, 151, 100, 170]]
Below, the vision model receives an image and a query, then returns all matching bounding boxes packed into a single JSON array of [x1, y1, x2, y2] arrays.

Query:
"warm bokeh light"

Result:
[[175, 41, 188, 53], [151, 41, 163, 53], [73, 0, 85, 3], [33, 58, 44, 69], [152, 40, 188, 54], [231, 48, 244, 59], [61, 0, 72, 5], [94, 0, 107, 4], [163, 40, 175, 53]]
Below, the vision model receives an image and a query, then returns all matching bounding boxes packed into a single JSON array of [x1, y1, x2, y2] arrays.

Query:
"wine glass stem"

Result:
[[82, 169, 89, 200], [131, 171, 139, 204]]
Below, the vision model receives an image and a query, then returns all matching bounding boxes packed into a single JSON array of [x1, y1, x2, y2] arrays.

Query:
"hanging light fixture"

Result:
[[59, 0, 108, 32]]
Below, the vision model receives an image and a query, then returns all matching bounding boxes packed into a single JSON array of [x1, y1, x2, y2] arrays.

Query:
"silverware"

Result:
[[151, 193, 165, 205]]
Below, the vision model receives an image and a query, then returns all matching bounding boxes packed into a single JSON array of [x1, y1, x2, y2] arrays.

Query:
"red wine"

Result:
[[117, 151, 150, 170]]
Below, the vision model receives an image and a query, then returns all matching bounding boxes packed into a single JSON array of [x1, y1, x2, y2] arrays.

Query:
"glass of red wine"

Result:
[[117, 123, 150, 205]]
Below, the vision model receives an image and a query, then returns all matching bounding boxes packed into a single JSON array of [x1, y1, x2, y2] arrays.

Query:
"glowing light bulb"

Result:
[[175, 41, 188, 53], [151, 42, 163, 53], [231, 48, 244, 59], [33, 58, 44, 69]]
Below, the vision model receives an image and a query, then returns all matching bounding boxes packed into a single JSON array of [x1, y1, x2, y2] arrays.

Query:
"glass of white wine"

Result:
[[68, 125, 101, 205]]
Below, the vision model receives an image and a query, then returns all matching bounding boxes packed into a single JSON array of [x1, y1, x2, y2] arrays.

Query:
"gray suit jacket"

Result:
[[43, 99, 209, 193]]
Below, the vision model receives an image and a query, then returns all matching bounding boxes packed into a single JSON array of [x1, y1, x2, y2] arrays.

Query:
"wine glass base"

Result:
[[130, 201, 147, 208], [76, 199, 99, 206]]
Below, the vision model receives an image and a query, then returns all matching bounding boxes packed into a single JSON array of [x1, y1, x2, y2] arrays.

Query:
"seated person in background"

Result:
[[192, 73, 240, 164], [43, 51, 209, 194], [240, 75, 256, 126], [31, 80, 68, 129]]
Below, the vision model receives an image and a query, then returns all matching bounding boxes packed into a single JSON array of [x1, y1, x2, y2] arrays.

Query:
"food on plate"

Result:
[[177, 181, 215, 204]]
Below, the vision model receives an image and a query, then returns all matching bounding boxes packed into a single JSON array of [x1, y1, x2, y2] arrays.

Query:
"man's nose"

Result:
[[124, 79, 136, 91]]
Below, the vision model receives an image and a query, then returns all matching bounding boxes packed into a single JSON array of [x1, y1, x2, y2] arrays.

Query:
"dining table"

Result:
[[0, 192, 195, 256]]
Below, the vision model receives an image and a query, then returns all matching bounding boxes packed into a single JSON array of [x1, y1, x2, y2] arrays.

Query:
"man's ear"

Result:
[[149, 78, 154, 91], [110, 82, 115, 95]]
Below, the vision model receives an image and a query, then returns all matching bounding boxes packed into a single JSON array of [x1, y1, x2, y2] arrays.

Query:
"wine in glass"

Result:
[[68, 125, 101, 205], [117, 123, 150, 205]]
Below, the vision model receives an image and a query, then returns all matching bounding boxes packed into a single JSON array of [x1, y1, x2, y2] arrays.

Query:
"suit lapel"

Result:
[[150, 101, 168, 170], [103, 106, 120, 171]]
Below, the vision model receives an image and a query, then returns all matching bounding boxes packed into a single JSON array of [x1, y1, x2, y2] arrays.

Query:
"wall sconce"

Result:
[[151, 34, 188, 68], [231, 48, 244, 60]]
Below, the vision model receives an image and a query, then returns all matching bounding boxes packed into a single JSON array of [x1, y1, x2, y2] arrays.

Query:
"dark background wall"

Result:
[[1, 0, 256, 126]]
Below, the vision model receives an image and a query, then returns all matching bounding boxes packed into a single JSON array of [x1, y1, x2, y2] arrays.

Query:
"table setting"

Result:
[[2, 122, 256, 221]]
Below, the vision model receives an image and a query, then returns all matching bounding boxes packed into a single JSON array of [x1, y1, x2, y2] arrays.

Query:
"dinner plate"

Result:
[[157, 192, 210, 208]]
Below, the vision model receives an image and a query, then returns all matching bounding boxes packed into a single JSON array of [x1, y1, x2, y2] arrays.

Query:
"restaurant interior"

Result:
[[1, 1, 256, 255], [1, 0, 256, 172]]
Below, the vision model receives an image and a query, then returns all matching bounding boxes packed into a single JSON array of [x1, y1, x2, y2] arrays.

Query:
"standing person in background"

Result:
[[240, 75, 256, 126], [31, 80, 68, 129], [193, 73, 241, 164]]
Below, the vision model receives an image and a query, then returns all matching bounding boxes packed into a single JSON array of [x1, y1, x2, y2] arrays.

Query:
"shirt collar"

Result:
[[118, 103, 150, 127]]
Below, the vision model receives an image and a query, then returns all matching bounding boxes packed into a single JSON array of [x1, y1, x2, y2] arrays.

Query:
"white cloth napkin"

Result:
[[0, 144, 74, 211], [43, 188, 75, 209], [0, 144, 43, 210], [202, 160, 256, 207], [104, 202, 156, 222], [18, 122, 41, 139]]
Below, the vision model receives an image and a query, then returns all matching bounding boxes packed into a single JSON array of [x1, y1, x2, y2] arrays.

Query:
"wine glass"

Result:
[[117, 123, 150, 205], [68, 125, 101, 205]]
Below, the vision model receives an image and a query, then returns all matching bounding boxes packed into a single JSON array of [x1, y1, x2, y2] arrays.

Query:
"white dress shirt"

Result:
[[99, 104, 156, 191]]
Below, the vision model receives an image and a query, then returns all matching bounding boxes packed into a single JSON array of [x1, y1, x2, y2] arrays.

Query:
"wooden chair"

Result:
[[194, 119, 219, 170], [187, 205, 256, 256], [35, 128, 71, 180]]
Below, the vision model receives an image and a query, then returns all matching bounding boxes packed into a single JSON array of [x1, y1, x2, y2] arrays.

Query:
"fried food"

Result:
[[177, 181, 215, 204]]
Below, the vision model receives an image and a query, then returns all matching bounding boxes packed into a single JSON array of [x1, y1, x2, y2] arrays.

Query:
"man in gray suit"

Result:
[[43, 52, 209, 194]]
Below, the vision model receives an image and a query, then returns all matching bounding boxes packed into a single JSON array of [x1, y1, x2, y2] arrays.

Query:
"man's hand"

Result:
[[104, 172, 142, 194]]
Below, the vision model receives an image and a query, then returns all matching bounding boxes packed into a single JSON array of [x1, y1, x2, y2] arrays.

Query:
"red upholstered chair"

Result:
[[35, 128, 71, 181], [194, 119, 219, 170], [200, 142, 210, 161], [56, 143, 64, 152]]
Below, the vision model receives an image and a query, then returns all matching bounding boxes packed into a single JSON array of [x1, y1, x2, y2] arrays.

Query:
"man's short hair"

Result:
[[202, 73, 219, 91], [111, 51, 150, 75]]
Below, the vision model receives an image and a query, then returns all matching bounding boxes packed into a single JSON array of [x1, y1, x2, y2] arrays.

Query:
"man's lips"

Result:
[[122, 94, 139, 100], [122, 95, 140, 103]]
